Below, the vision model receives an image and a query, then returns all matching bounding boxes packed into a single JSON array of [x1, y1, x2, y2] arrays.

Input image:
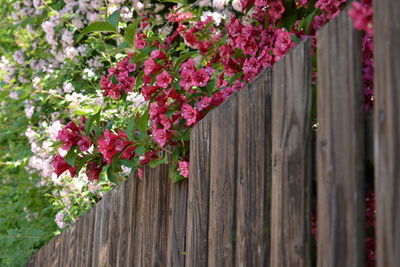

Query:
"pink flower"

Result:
[[269, 0, 285, 22], [181, 104, 199, 126], [348, 2, 373, 34], [196, 96, 212, 111], [137, 168, 144, 180], [153, 128, 169, 147], [144, 59, 161, 75], [135, 33, 147, 49], [141, 85, 159, 101], [159, 114, 171, 129], [53, 154, 76, 177], [181, 58, 196, 72], [178, 161, 189, 178], [296, 0, 309, 7], [57, 122, 80, 151], [192, 68, 210, 87], [77, 136, 91, 152], [98, 129, 132, 164], [156, 70, 172, 88], [86, 161, 102, 181], [180, 70, 193, 90]]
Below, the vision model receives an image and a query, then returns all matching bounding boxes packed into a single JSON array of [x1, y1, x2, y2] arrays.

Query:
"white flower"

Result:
[[55, 212, 66, 228], [63, 82, 74, 93], [48, 120, 63, 140], [9, 91, 19, 100], [212, 0, 226, 9], [232, 0, 243, 12], [121, 166, 132, 176]]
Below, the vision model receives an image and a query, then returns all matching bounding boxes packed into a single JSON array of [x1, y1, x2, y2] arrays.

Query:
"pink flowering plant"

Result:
[[53, 0, 367, 184], [0, 0, 376, 264]]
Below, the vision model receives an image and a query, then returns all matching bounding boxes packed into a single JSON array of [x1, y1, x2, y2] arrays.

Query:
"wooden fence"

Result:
[[28, 2, 400, 266]]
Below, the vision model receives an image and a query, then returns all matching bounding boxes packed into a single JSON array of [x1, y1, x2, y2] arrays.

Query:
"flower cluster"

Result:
[[349, 0, 374, 110]]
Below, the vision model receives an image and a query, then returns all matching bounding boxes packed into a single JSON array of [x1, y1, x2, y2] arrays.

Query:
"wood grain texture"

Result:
[[236, 68, 272, 267], [140, 166, 170, 267], [167, 179, 188, 267], [208, 94, 238, 267], [186, 117, 211, 267], [270, 39, 312, 267], [316, 10, 365, 267], [373, 1, 400, 266]]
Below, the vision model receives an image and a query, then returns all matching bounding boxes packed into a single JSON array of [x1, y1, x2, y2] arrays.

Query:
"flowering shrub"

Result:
[[0, 0, 375, 264], [53, 0, 366, 185]]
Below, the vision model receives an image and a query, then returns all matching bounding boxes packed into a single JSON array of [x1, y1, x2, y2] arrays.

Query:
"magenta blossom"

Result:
[[156, 70, 173, 88], [178, 161, 189, 178], [181, 104, 199, 126]]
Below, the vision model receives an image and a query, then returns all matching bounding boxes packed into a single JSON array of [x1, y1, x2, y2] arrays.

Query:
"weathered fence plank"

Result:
[[186, 117, 211, 267], [127, 173, 143, 266], [236, 69, 272, 267], [373, 1, 400, 266], [142, 166, 170, 266], [270, 40, 312, 267], [316, 10, 365, 267], [167, 180, 188, 267], [208, 95, 238, 267]]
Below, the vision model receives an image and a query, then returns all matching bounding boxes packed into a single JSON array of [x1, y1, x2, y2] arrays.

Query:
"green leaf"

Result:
[[168, 164, 184, 183], [180, 129, 190, 141], [135, 70, 145, 88], [84, 108, 101, 136], [138, 109, 149, 133], [173, 52, 197, 71], [64, 146, 77, 167], [120, 159, 137, 168], [77, 21, 117, 42], [298, 9, 317, 34], [148, 158, 168, 168], [124, 17, 141, 47], [135, 145, 145, 155], [108, 9, 121, 29], [118, 41, 131, 49], [107, 166, 118, 183], [126, 118, 136, 140]]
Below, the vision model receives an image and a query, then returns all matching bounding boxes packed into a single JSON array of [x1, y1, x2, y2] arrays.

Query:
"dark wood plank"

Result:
[[116, 178, 132, 267], [140, 166, 170, 267], [82, 207, 95, 267], [270, 39, 312, 267], [373, 1, 400, 266], [236, 68, 272, 267], [127, 172, 145, 266], [208, 95, 238, 267], [186, 117, 212, 267], [316, 10, 365, 267], [98, 193, 111, 266], [107, 187, 121, 266], [167, 179, 188, 267]]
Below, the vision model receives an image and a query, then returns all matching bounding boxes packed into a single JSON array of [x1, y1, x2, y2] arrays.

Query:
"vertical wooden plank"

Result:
[[128, 173, 144, 266], [116, 178, 132, 267], [270, 40, 312, 267], [140, 165, 170, 266], [91, 201, 102, 267], [317, 10, 364, 267], [82, 207, 95, 267], [208, 95, 238, 267], [107, 188, 121, 266], [98, 194, 111, 266], [373, 1, 400, 266], [236, 69, 272, 267], [51, 235, 61, 267], [73, 216, 85, 266], [167, 180, 188, 267], [186, 117, 211, 267]]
